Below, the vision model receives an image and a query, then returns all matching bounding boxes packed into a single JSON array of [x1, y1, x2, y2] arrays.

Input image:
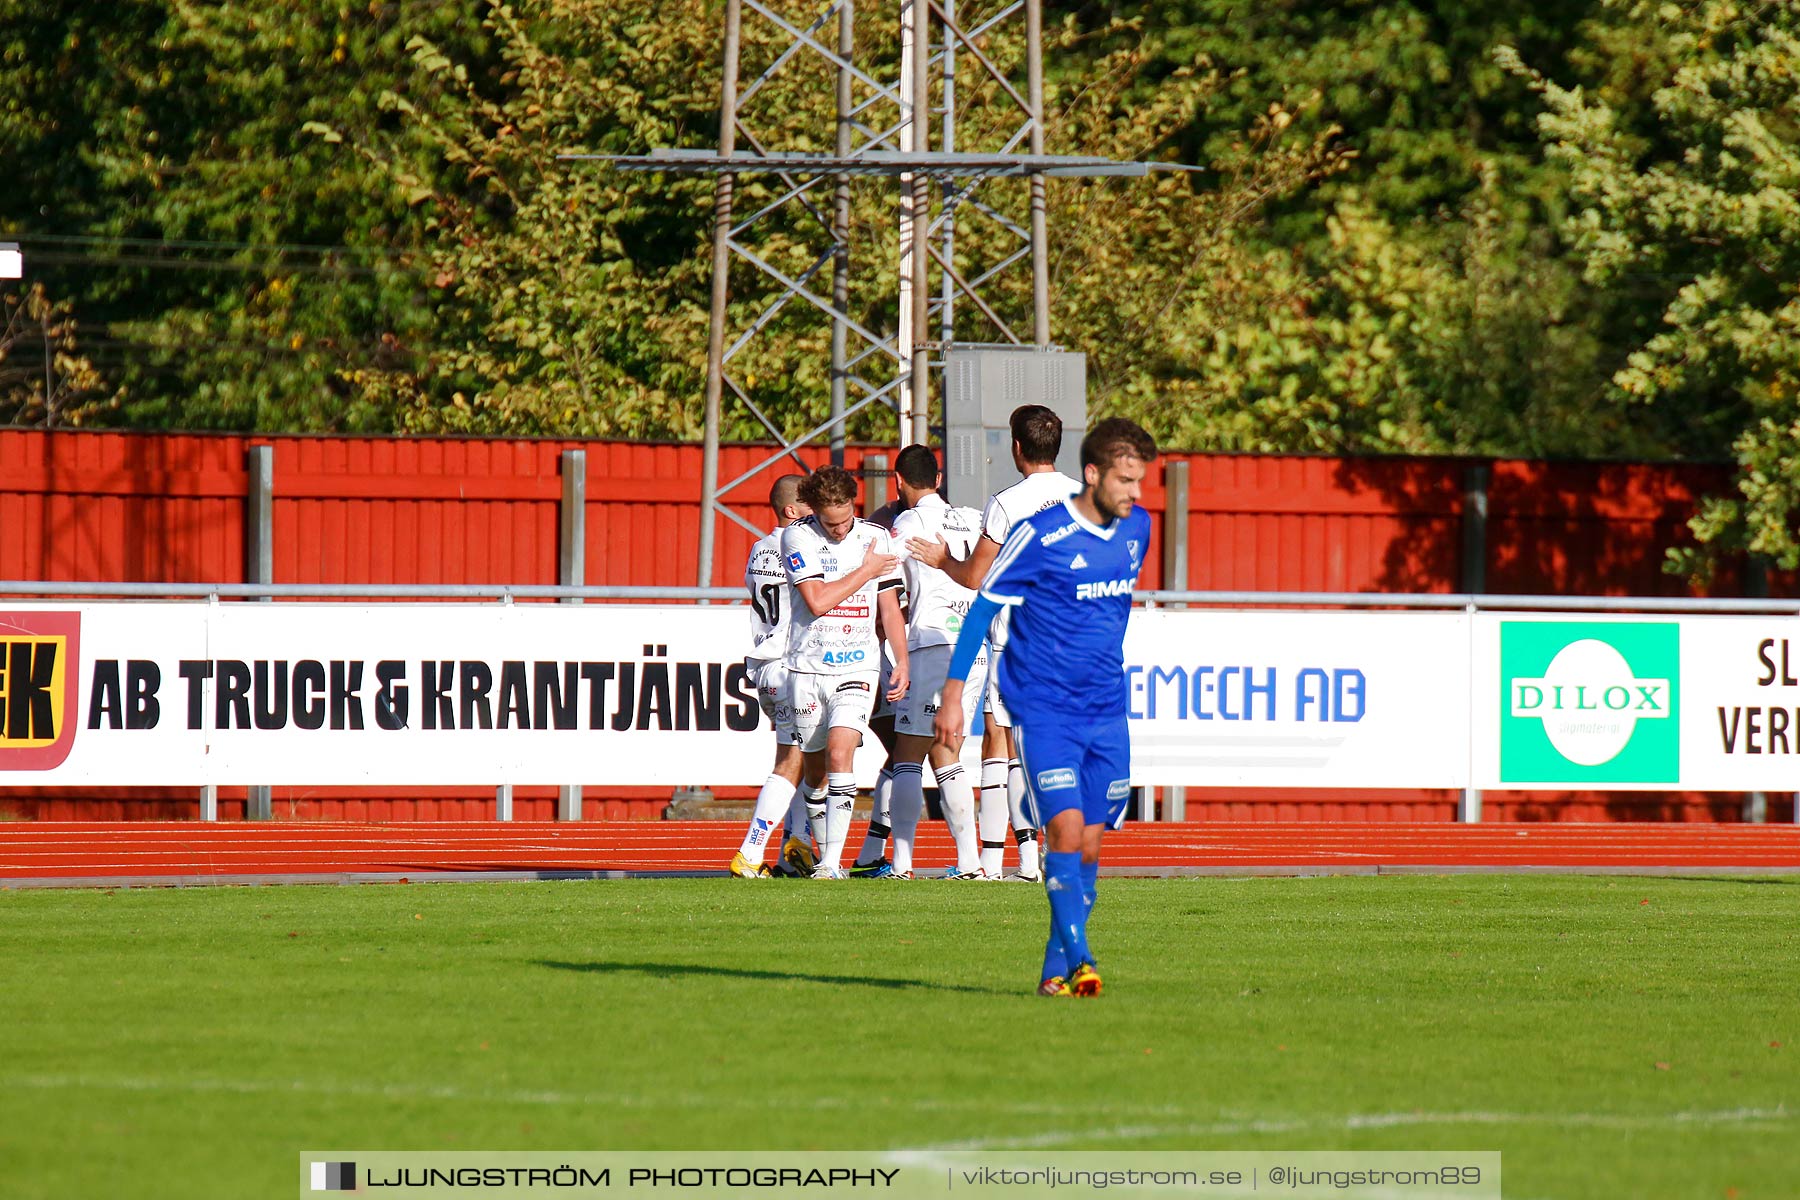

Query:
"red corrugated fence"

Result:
[[1, 428, 1791, 823]]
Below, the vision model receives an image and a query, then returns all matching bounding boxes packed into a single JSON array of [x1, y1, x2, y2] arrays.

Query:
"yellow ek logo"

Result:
[[0, 612, 81, 770]]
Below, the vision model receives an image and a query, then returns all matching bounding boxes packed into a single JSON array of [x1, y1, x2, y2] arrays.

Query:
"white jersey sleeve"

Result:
[[982, 470, 1082, 545], [893, 496, 983, 650], [979, 471, 1080, 651], [781, 517, 901, 674], [744, 530, 792, 664]]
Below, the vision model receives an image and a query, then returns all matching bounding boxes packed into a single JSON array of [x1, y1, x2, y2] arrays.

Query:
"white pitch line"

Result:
[[911, 1106, 1795, 1151], [0, 1072, 1191, 1121]]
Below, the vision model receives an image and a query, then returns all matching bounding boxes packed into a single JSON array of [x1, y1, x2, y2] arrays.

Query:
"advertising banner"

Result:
[[1472, 613, 1800, 790], [0, 604, 777, 786], [1124, 609, 1472, 788], [5, 603, 1793, 791]]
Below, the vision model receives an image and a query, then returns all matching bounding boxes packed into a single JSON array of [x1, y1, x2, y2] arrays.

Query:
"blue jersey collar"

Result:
[[1061, 496, 1119, 540]]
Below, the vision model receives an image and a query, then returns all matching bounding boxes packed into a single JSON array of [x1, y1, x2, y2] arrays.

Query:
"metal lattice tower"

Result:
[[572, 0, 1147, 586]]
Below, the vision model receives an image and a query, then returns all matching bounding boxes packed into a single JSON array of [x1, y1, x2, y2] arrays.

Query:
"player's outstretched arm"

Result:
[[908, 533, 999, 591]]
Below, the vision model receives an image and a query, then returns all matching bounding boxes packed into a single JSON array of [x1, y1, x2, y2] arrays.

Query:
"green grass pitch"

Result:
[[2, 874, 1795, 1199]]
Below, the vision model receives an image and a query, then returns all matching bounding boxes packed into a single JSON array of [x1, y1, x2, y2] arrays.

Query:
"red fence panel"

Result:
[[2, 428, 1793, 823]]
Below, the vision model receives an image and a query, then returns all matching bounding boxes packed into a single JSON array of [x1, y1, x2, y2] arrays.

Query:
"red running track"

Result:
[[2, 822, 1798, 887]]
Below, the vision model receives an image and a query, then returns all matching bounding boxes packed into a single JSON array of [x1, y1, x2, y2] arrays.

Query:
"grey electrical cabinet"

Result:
[[941, 346, 1087, 507]]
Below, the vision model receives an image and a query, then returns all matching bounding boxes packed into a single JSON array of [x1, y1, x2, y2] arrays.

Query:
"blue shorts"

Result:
[[1012, 710, 1132, 830]]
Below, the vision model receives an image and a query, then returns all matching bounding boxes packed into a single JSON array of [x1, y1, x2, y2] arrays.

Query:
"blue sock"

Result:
[[1043, 851, 1092, 972], [1041, 914, 1068, 982], [1081, 858, 1099, 916]]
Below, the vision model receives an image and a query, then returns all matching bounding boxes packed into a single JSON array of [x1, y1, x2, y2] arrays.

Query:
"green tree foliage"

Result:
[[0, 282, 118, 426], [304, 0, 726, 439], [0, 0, 486, 430], [1502, 0, 1800, 573]]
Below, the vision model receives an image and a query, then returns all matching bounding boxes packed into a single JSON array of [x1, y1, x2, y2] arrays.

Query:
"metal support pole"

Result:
[[559, 448, 586, 822], [862, 454, 890, 516], [828, 0, 854, 467], [1459, 788, 1483, 823], [496, 784, 514, 822], [246, 444, 275, 822], [1026, 0, 1049, 346], [199, 785, 218, 823], [939, 0, 957, 355], [1159, 460, 1190, 823], [560, 449, 587, 598], [697, 0, 744, 589], [1162, 460, 1190, 593], [1745, 791, 1767, 823], [909, 0, 932, 444], [1461, 462, 1490, 595], [558, 786, 583, 823]]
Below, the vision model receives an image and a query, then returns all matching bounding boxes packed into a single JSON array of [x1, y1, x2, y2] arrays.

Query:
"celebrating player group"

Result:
[[729, 405, 1159, 998]]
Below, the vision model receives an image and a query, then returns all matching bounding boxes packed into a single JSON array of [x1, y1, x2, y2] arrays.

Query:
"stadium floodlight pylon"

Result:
[[566, 0, 1148, 586]]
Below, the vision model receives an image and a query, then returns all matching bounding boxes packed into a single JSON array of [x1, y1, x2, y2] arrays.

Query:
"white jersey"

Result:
[[891, 493, 983, 650], [980, 469, 1080, 652], [744, 528, 794, 666], [781, 516, 903, 675]]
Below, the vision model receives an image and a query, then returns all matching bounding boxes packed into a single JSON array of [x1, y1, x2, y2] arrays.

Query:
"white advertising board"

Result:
[[5, 603, 1794, 792], [0, 604, 780, 786], [1124, 609, 1472, 788], [1472, 612, 1800, 791]]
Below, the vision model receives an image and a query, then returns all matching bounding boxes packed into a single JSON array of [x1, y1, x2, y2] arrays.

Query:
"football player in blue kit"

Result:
[[933, 418, 1158, 997]]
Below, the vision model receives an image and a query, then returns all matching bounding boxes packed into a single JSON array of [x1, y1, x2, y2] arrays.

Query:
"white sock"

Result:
[[740, 773, 798, 860], [979, 757, 1008, 876], [804, 782, 829, 854], [939, 761, 980, 873], [1008, 757, 1038, 875], [889, 762, 926, 875], [856, 766, 894, 865], [823, 772, 856, 871], [783, 788, 813, 849]]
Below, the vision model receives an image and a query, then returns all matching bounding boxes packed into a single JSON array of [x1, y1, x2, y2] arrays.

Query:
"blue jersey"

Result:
[[980, 499, 1150, 723]]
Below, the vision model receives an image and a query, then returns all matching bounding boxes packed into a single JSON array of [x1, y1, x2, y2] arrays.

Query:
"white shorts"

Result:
[[789, 670, 878, 753], [871, 642, 897, 722], [894, 643, 988, 738], [751, 658, 798, 746], [984, 650, 1014, 728]]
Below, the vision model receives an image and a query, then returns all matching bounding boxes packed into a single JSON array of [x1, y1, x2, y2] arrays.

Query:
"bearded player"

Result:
[[934, 418, 1157, 996]]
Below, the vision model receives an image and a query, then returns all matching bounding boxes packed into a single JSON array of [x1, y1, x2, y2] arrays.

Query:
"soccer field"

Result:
[[2, 875, 1795, 1200]]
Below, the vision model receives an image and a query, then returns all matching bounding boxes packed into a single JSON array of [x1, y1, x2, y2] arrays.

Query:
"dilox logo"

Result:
[[1509, 641, 1671, 766], [1499, 621, 1680, 784], [0, 612, 81, 771]]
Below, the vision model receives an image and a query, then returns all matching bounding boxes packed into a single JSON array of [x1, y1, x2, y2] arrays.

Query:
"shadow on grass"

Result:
[[535, 959, 1010, 995]]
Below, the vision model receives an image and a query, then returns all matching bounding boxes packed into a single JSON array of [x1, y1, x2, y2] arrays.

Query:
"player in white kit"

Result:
[[906, 405, 1077, 881], [782, 465, 910, 878], [883, 445, 989, 878], [847, 488, 909, 877], [730, 475, 819, 878]]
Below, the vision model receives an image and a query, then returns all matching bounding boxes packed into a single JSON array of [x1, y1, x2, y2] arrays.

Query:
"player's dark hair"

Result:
[[1080, 418, 1159, 473], [798, 464, 859, 511], [768, 473, 806, 514], [1010, 405, 1062, 465], [894, 444, 939, 489]]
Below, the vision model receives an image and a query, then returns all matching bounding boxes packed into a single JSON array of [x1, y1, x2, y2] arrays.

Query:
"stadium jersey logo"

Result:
[[1074, 578, 1133, 600], [0, 611, 82, 770]]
